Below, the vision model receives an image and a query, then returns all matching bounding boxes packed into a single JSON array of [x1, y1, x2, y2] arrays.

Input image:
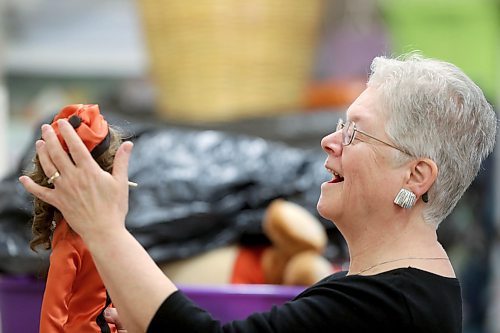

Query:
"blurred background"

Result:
[[0, 0, 498, 332]]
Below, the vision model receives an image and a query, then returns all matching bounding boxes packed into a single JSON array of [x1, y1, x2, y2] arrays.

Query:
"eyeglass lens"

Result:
[[337, 119, 355, 146]]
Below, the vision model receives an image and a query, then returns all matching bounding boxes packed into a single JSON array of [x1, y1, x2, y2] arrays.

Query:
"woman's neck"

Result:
[[344, 215, 450, 276]]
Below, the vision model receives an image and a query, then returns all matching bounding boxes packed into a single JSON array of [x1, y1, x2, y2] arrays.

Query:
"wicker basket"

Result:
[[137, 0, 323, 122]]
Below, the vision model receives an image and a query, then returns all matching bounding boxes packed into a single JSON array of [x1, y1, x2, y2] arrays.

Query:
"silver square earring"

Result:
[[394, 188, 417, 209]]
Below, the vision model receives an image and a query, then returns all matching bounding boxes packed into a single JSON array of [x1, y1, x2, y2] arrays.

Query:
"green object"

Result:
[[380, 0, 500, 102]]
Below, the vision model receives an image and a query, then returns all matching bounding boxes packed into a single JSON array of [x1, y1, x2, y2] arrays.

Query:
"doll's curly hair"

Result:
[[28, 127, 122, 251]]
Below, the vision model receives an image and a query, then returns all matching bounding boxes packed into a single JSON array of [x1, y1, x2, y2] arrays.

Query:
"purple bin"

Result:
[[0, 276, 45, 333], [179, 284, 305, 323], [0, 276, 304, 332]]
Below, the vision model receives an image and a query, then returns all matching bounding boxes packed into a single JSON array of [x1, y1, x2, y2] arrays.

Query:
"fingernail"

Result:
[[104, 309, 111, 317], [41, 124, 51, 133], [124, 141, 134, 153]]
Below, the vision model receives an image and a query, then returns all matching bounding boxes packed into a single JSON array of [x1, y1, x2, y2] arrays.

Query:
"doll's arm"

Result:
[[39, 239, 80, 332]]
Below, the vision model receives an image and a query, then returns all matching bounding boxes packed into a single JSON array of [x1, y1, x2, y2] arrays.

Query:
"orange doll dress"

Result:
[[39, 218, 116, 333]]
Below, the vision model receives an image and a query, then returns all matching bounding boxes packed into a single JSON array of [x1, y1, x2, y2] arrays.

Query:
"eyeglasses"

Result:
[[336, 118, 410, 155]]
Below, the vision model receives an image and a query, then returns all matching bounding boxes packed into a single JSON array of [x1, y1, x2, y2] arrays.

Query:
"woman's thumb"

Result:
[[104, 307, 126, 330], [112, 141, 133, 183]]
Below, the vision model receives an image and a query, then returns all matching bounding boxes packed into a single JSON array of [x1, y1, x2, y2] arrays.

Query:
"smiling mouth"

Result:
[[326, 167, 344, 184]]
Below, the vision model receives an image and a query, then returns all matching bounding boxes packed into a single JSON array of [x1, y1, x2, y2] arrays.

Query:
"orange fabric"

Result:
[[51, 104, 108, 153], [230, 246, 267, 284], [39, 219, 116, 333], [304, 78, 366, 109]]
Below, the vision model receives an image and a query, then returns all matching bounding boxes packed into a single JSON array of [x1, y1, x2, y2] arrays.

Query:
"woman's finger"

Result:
[[104, 308, 127, 332], [57, 119, 96, 168], [35, 140, 58, 179], [112, 142, 134, 184], [41, 124, 75, 175], [19, 175, 58, 208]]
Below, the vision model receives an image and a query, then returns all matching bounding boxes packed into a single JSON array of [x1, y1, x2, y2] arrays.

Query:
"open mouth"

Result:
[[326, 167, 344, 184]]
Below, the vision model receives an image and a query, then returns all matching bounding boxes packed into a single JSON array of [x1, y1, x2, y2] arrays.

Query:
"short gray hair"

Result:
[[367, 53, 497, 228]]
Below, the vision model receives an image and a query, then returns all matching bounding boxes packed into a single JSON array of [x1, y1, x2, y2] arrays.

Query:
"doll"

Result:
[[28, 104, 120, 333]]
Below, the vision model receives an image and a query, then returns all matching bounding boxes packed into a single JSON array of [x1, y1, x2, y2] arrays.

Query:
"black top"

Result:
[[147, 267, 462, 333]]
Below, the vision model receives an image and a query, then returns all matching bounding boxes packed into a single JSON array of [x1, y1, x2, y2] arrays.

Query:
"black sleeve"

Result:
[[147, 270, 461, 333], [148, 280, 406, 333], [148, 289, 341, 333]]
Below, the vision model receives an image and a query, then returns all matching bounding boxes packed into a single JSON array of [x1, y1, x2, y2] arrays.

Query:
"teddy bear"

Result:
[[260, 199, 334, 286]]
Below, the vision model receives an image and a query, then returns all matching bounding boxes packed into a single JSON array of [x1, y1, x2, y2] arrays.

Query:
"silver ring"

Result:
[[47, 171, 61, 185]]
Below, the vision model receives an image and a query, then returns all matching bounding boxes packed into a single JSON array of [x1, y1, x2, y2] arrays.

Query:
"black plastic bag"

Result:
[[0, 121, 331, 274]]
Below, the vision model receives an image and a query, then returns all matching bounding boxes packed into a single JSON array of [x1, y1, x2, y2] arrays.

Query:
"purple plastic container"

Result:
[[0, 276, 304, 332], [0, 276, 45, 333], [179, 284, 305, 323]]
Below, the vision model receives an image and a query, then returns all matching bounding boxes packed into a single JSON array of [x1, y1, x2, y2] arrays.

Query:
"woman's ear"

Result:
[[406, 158, 438, 199]]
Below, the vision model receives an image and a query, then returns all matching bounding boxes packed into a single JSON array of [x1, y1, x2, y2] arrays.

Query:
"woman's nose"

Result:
[[321, 130, 343, 156]]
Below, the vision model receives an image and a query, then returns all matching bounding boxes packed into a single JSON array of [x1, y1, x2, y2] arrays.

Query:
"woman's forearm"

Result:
[[85, 226, 177, 333]]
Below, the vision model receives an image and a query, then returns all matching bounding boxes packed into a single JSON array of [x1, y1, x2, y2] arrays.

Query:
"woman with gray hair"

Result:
[[20, 54, 497, 332]]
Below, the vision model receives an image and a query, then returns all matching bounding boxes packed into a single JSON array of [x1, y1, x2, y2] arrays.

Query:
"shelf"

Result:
[[4, 0, 147, 78]]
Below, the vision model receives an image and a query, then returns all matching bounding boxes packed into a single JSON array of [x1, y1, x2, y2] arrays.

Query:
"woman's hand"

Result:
[[105, 308, 128, 333], [19, 120, 133, 241]]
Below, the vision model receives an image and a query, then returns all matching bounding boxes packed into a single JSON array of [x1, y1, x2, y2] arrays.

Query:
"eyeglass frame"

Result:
[[336, 118, 411, 156]]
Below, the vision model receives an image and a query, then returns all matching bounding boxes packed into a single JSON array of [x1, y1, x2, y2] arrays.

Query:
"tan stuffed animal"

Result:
[[261, 199, 334, 286]]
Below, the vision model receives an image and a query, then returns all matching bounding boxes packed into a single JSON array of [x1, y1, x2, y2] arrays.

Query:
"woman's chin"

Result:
[[316, 198, 338, 221]]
